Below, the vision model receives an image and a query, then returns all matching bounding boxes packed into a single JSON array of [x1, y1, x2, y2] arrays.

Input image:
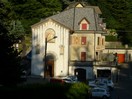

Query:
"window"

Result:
[[81, 36, 86, 45], [96, 52, 98, 60], [97, 37, 101, 45], [79, 18, 90, 30], [100, 37, 102, 45], [102, 38, 105, 45], [97, 37, 100, 45], [82, 23, 87, 30], [81, 52, 86, 61], [72, 36, 80, 45], [45, 28, 55, 43]]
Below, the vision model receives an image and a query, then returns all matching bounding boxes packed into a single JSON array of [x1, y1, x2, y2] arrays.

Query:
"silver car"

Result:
[[97, 78, 114, 90], [91, 87, 110, 99]]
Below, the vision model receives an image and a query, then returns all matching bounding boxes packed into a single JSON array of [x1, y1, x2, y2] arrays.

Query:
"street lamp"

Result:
[[44, 36, 57, 78]]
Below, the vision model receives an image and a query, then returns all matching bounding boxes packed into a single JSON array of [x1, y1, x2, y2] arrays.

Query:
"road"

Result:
[[111, 62, 132, 99]]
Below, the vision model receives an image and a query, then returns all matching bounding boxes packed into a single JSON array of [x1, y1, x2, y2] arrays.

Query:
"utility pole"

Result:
[[44, 36, 57, 79], [44, 37, 47, 79]]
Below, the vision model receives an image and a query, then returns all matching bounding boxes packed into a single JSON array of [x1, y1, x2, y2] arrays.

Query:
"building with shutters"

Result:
[[31, 2, 107, 81]]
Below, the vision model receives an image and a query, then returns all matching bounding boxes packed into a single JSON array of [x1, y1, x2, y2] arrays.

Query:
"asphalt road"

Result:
[[111, 62, 132, 99]]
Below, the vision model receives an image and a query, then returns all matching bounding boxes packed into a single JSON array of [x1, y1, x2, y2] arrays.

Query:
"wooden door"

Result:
[[45, 60, 54, 77]]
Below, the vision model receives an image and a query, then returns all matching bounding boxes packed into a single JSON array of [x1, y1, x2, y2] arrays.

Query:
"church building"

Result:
[[31, 2, 107, 81]]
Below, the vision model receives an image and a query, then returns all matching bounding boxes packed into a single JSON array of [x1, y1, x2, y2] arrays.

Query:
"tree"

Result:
[[0, 22, 22, 86], [87, 0, 132, 46], [9, 0, 62, 34], [9, 20, 25, 42], [0, 0, 23, 86], [108, 0, 132, 46]]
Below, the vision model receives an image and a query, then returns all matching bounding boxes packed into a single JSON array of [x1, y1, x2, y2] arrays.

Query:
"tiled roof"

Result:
[[46, 7, 101, 30], [33, 2, 103, 31]]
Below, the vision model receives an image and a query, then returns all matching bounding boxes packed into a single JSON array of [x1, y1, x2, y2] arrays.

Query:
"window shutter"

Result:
[[81, 36, 86, 45], [97, 37, 100, 45], [81, 52, 86, 61], [73, 36, 80, 44], [102, 38, 104, 45], [82, 23, 87, 30], [99, 37, 102, 45]]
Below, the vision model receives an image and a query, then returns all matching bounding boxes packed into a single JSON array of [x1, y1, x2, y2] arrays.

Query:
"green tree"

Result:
[[9, 20, 25, 42], [7, 0, 132, 46], [108, 0, 132, 46], [87, 0, 132, 46], [0, 22, 22, 86], [9, 0, 62, 34], [0, 0, 23, 86]]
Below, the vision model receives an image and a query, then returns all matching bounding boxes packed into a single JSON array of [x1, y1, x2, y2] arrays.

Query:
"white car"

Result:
[[89, 81, 110, 92], [97, 78, 114, 90], [96, 82, 110, 92], [89, 83, 97, 89], [60, 76, 78, 83], [62, 77, 76, 83], [67, 75, 78, 82], [106, 80, 114, 89], [90, 87, 110, 99]]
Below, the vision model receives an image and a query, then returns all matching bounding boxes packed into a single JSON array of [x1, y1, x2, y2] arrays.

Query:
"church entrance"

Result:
[[45, 60, 54, 77], [44, 54, 55, 78]]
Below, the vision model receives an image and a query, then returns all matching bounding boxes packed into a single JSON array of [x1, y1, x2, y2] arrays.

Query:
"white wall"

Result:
[[31, 19, 70, 77]]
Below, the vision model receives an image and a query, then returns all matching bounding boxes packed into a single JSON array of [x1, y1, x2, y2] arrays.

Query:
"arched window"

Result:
[[45, 28, 56, 43]]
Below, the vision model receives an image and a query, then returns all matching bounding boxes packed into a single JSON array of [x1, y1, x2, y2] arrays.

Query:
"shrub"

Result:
[[0, 82, 91, 99], [105, 35, 118, 41]]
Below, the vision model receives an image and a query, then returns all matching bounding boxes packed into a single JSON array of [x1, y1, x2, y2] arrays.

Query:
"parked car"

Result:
[[62, 77, 75, 83], [88, 81, 110, 92], [88, 83, 97, 89], [51, 75, 79, 84], [96, 77, 114, 90], [88, 79, 100, 85], [90, 87, 110, 99], [106, 79, 114, 90], [89, 77, 114, 90], [67, 75, 78, 82], [63, 76, 79, 83], [56, 75, 79, 83], [96, 82, 110, 92]]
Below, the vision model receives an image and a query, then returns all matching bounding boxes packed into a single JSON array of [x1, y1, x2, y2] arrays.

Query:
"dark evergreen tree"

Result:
[[0, 22, 22, 86], [0, 0, 23, 86]]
